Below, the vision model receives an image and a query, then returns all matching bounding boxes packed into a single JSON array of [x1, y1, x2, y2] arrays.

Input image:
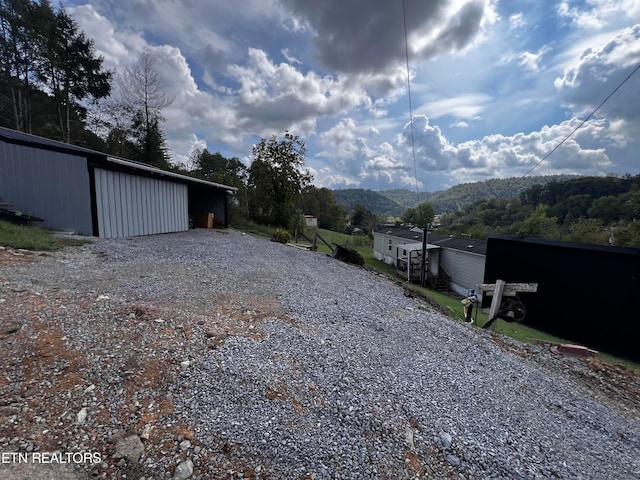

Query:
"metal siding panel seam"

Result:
[[107, 170, 115, 239], [122, 174, 131, 237], [169, 183, 175, 230], [96, 169, 105, 238], [100, 170, 108, 238], [150, 178, 158, 234], [108, 170, 117, 238], [166, 182, 173, 231], [160, 180, 168, 232], [142, 178, 151, 235], [132, 175, 141, 236], [155, 179, 162, 232], [114, 171, 122, 238], [94, 170, 104, 237], [117, 171, 125, 238]]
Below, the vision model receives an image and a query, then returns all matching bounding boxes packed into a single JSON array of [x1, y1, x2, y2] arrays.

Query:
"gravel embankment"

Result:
[[1, 229, 639, 479]]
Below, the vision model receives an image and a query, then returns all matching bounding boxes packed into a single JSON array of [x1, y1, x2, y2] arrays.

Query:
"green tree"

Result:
[[299, 186, 346, 231], [401, 201, 435, 227], [191, 148, 246, 187], [37, 5, 111, 143], [247, 132, 312, 228], [565, 218, 608, 244], [615, 221, 640, 248], [350, 204, 376, 234], [190, 148, 248, 219], [0, 0, 38, 132], [588, 195, 623, 222], [508, 205, 560, 239], [129, 112, 170, 168]]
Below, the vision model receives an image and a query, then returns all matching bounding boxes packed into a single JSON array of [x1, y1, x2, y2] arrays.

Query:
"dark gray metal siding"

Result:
[[94, 168, 188, 238], [0, 141, 93, 234]]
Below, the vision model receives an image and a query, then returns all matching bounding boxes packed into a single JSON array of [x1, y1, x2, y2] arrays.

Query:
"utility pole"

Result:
[[420, 224, 429, 287]]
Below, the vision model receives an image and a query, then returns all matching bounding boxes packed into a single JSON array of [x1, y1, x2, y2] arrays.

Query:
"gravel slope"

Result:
[[0, 229, 639, 480]]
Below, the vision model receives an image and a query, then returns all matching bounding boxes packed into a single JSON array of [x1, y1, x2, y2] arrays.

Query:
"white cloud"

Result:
[[509, 12, 526, 29], [517, 46, 551, 72], [555, 24, 640, 131], [281, 48, 301, 64], [422, 94, 491, 119], [557, 1, 640, 30], [389, 115, 623, 190], [228, 48, 372, 134]]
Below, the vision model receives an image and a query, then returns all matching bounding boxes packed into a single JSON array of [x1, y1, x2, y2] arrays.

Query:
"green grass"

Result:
[[0, 220, 90, 251]]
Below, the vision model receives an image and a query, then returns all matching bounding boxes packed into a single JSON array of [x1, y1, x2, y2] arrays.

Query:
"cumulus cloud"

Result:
[[228, 48, 372, 134], [557, 0, 640, 30], [381, 115, 618, 190], [555, 25, 640, 128], [277, 0, 498, 75]]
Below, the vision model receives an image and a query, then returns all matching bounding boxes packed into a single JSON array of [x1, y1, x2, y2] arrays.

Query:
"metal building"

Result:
[[0, 127, 237, 238]]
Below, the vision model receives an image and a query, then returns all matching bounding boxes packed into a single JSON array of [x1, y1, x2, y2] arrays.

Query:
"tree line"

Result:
[[437, 174, 640, 248]]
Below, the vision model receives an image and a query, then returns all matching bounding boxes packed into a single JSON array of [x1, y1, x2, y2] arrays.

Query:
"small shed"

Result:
[[304, 215, 318, 228], [0, 127, 237, 238]]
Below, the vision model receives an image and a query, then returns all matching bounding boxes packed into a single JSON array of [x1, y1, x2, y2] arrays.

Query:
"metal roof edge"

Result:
[[105, 157, 238, 192], [0, 127, 238, 193]]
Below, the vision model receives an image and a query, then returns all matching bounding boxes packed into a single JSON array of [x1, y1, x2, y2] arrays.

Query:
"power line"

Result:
[[508, 62, 640, 193], [403, 0, 420, 204]]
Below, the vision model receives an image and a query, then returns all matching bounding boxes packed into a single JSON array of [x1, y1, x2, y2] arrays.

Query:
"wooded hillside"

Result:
[[438, 174, 640, 248], [333, 175, 578, 217]]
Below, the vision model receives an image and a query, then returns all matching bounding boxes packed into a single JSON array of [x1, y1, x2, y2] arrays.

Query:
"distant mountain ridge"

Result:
[[333, 175, 579, 216]]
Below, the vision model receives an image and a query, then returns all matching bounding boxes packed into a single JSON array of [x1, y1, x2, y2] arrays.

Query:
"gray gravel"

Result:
[[2, 228, 639, 479]]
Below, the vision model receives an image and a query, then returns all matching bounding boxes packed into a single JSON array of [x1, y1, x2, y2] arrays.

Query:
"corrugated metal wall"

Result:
[[0, 141, 93, 234], [440, 249, 486, 295], [94, 168, 188, 238]]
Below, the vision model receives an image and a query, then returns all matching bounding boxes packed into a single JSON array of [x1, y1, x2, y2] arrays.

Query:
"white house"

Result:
[[373, 225, 487, 298]]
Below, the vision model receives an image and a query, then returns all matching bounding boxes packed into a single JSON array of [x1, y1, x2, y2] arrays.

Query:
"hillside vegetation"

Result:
[[438, 174, 640, 248], [333, 175, 578, 217], [332, 189, 408, 218]]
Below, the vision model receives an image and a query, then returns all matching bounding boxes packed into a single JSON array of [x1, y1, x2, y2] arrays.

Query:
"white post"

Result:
[[487, 279, 505, 331]]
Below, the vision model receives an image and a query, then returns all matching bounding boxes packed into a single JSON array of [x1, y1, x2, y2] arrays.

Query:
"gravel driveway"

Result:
[[1, 229, 639, 479]]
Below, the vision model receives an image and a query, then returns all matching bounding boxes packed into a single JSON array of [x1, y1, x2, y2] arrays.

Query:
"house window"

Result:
[[388, 239, 392, 251]]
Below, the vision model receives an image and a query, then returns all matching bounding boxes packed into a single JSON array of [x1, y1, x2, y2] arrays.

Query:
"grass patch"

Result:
[[0, 220, 90, 251]]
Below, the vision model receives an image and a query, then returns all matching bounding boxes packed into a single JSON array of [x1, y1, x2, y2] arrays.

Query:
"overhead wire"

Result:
[[402, 0, 420, 205], [507, 62, 640, 193]]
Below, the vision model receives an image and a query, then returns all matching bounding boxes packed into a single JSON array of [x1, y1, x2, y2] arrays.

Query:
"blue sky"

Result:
[[61, 0, 640, 192]]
